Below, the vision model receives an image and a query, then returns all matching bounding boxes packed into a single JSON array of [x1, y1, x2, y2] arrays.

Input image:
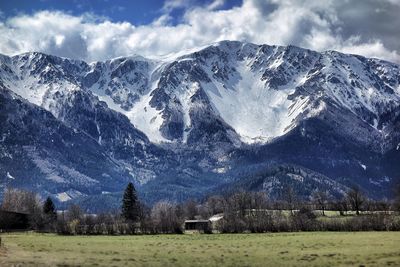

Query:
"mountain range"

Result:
[[1, 41, 399, 211]]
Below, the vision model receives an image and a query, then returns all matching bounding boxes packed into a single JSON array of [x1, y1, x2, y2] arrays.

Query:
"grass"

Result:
[[0, 232, 400, 266]]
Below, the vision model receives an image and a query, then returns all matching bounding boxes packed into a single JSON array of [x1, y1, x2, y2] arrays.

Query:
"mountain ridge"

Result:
[[0, 41, 399, 210]]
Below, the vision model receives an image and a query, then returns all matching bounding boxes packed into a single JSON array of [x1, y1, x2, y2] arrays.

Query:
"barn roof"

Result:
[[209, 214, 224, 222], [184, 219, 210, 223]]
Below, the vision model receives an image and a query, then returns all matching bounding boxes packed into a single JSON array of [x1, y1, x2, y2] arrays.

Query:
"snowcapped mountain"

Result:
[[0, 41, 399, 210]]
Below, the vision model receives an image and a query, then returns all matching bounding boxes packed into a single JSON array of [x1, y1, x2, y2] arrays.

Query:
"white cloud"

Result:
[[163, 0, 191, 12], [0, 0, 399, 63], [339, 40, 400, 63]]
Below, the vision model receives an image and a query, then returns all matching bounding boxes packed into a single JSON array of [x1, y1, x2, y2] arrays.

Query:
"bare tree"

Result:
[[1, 187, 44, 229], [67, 204, 83, 221], [252, 192, 269, 210], [183, 199, 198, 220], [230, 191, 253, 217], [205, 195, 226, 215], [1, 187, 40, 214], [346, 186, 366, 215], [394, 184, 400, 212], [151, 201, 181, 233], [282, 185, 297, 215], [312, 190, 329, 216], [334, 197, 349, 216], [219, 191, 270, 233]]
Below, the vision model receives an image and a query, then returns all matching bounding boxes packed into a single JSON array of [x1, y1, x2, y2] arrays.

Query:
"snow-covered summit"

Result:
[[1, 41, 399, 150], [1, 41, 400, 207]]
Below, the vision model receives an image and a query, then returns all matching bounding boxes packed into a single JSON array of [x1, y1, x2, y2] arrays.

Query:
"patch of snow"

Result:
[[217, 155, 230, 163], [55, 189, 85, 202], [56, 192, 72, 202], [95, 113, 102, 145], [86, 59, 171, 144], [127, 89, 168, 143], [96, 94, 126, 114], [321, 53, 400, 128], [373, 119, 379, 129], [269, 56, 284, 69], [306, 100, 326, 118], [202, 59, 306, 144], [213, 167, 228, 174], [179, 82, 199, 143], [360, 163, 367, 170], [288, 173, 304, 182], [369, 176, 391, 186], [6, 171, 15, 180]]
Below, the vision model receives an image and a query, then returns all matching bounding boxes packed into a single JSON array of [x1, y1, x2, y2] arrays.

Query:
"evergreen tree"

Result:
[[122, 182, 139, 222], [43, 197, 57, 225]]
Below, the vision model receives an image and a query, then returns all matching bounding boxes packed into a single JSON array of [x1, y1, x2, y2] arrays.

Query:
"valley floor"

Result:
[[0, 232, 400, 266]]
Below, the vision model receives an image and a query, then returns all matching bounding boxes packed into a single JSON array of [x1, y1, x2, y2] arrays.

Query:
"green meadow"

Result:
[[1, 232, 400, 266]]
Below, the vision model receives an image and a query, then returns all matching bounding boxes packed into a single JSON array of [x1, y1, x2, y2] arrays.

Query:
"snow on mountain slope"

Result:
[[84, 55, 159, 110], [127, 89, 168, 143], [0, 86, 135, 199], [0, 52, 83, 108], [1, 41, 400, 206], [307, 51, 400, 128], [83, 56, 171, 143], [129, 42, 322, 144], [203, 61, 296, 142], [198, 44, 316, 143], [0, 41, 399, 148]]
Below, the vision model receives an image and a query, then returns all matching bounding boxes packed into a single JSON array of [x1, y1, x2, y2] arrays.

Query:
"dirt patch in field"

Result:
[[0, 246, 7, 257], [0, 246, 8, 267]]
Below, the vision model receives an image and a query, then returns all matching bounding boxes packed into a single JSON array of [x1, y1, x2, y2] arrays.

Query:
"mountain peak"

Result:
[[1, 42, 399, 148], [1, 41, 399, 206]]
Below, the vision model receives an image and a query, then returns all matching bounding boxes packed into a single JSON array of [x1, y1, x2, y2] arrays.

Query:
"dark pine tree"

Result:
[[122, 182, 139, 222], [43, 197, 57, 221]]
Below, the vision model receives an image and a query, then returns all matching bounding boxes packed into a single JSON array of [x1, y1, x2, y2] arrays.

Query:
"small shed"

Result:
[[184, 219, 211, 234], [0, 210, 30, 231]]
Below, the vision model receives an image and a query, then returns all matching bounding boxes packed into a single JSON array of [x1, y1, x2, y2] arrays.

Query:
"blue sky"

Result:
[[0, 0, 399, 63], [0, 0, 242, 25]]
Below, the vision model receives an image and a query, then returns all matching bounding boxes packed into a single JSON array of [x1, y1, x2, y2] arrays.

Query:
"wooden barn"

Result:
[[0, 210, 30, 231], [184, 214, 224, 234], [184, 219, 211, 234]]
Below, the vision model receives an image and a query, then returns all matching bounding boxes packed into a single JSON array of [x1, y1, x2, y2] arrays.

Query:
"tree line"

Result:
[[1, 183, 400, 234]]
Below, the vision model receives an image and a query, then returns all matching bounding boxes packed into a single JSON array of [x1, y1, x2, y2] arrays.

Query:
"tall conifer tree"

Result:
[[122, 182, 139, 221], [43, 197, 57, 221]]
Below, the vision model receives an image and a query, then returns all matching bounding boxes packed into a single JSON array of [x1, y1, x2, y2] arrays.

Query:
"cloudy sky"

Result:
[[0, 0, 399, 63]]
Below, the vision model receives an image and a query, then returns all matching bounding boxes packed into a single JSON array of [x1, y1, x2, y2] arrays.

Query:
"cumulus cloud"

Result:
[[0, 0, 399, 63]]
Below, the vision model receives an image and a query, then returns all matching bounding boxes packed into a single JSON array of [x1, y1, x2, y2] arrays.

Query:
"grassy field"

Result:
[[0, 232, 400, 266]]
